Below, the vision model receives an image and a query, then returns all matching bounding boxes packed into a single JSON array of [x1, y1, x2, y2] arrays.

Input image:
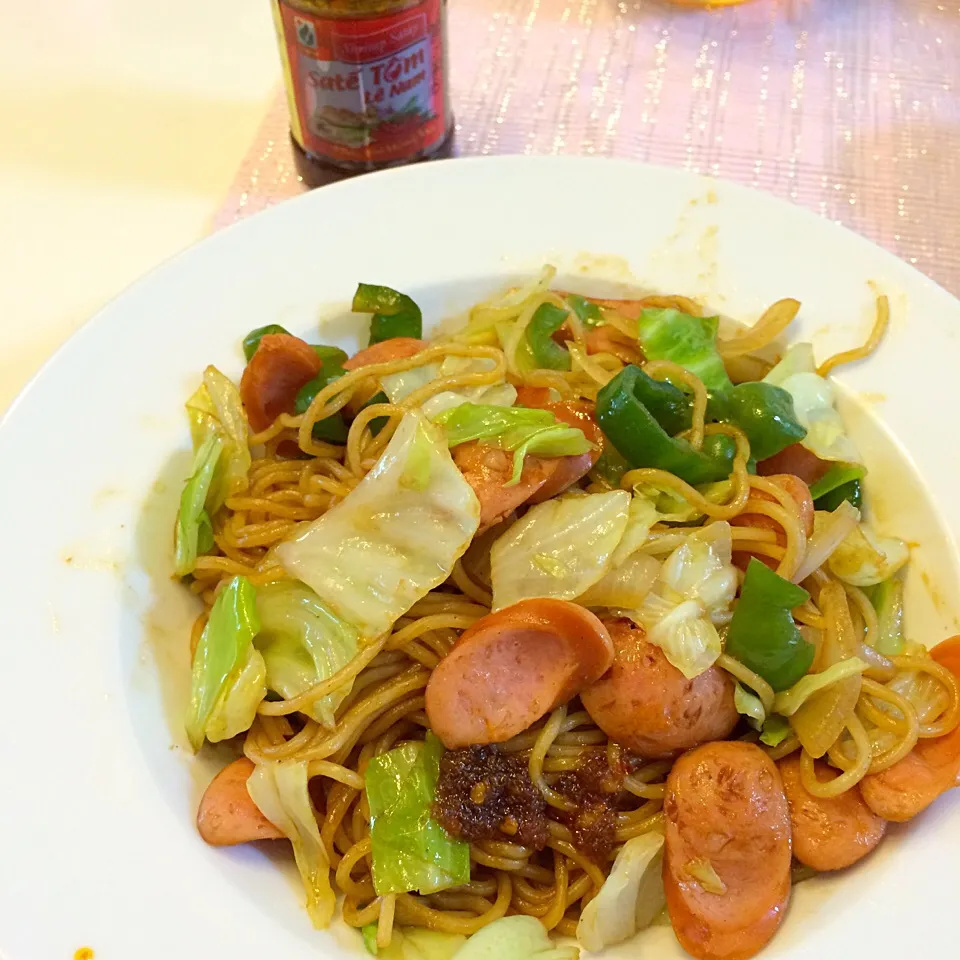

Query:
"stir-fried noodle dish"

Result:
[[175, 268, 960, 960]]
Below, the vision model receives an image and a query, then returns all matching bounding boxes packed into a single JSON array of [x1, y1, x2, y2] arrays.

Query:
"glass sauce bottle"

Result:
[[270, 0, 452, 182]]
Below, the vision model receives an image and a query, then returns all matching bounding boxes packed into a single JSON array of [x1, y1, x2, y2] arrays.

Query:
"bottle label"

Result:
[[272, 0, 447, 166]]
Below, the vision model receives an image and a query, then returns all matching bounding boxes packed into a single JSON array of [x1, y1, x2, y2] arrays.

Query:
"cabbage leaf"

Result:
[[255, 580, 360, 728], [630, 523, 737, 678], [381, 355, 518, 420], [435, 403, 591, 486], [635, 308, 732, 394], [577, 831, 665, 952], [186, 365, 251, 508], [763, 344, 859, 462], [453, 916, 578, 960], [366, 734, 470, 896], [827, 522, 909, 587], [362, 925, 466, 959], [176, 365, 252, 575], [578, 552, 660, 610], [277, 411, 480, 638], [185, 575, 265, 751], [246, 759, 335, 929], [759, 714, 792, 747], [174, 431, 223, 576], [490, 490, 631, 609], [734, 683, 766, 730]]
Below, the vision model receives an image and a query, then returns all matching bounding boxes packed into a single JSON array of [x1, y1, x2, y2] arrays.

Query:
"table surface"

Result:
[[0, 0, 279, 413], [5, 0, 960, 419]]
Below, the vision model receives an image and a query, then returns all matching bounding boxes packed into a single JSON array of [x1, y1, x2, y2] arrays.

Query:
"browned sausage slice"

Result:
[[860, 637, 960, 821], [664, 741, 792, 960], [197, 757, 284, 846], [341, 337, 427, 371], [778, 753, 886, 870], [581, 620, 738, 759], [452, 441, 558, 531], [425, 599, 614, 749]]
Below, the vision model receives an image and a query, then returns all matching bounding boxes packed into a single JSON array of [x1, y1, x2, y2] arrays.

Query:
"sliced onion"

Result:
[[792, 500, 860, 584], [789, 581, 863, 757]]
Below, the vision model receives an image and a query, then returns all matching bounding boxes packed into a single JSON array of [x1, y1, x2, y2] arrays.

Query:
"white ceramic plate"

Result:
[[2, 156, 959, 960]]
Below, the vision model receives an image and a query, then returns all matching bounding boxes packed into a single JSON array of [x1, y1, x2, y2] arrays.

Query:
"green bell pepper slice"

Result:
[[354, 283, 423, 345], [815, 478, 863, 511], [809, 462, 866, 511], [596, 365, 736, 486], [565, 293, 605, 328], [524, 303, 572, 371], [242, 323, 291, 362], [312, 344, 348, 368], [295, 358, 349, 444], [725, 558, 814, 691], [716, 381, 807, 461]]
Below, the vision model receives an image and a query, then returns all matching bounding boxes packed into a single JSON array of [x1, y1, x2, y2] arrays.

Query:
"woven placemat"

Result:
[[214, 0, 960, 294]]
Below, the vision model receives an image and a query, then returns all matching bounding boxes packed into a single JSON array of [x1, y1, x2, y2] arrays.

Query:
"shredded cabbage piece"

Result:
[[186, 365, 251, 508], [629, 523, 737, 678], [255, 580, 360, 727], [577, 831, 665, 952], [246, 760, 335, 929], [362, 925, 466, 959], [277, 411, 480, 637], [578, 552, 660, 609], [185, 575, 265, 751], [734, 682, 766, 730], [576, 487, 661, 611], [452, 916, 579, 960], [612, 496, 659, 564], [764, 344, 859, 462], [759, 714, 793, 747], [381, 356, 518, 419], [366, 734, 470, 896], [174, 431, 223, 577], [176, 365, 252, 575], [490, 490, 631, 609], [827, 522, 909, 587]]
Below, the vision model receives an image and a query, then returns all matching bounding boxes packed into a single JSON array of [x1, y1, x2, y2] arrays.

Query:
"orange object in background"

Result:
[[271, 0, 453, 175]]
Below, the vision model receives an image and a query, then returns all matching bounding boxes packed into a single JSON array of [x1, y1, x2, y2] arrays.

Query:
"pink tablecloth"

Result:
[[215, 0, 960, 294]]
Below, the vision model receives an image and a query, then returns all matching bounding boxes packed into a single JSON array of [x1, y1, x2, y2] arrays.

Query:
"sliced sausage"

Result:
[[664, 742, 792, 960], [240, 333, 322, 432], [525, 401, 604, 503], [515, 385, 553, 407], [425, 599, 614, 749], [860, 637, 960, 821], [778, 753, 886, 870], [756, 444, 830, 488], [341, 337, 427, 371], [581, 620, 738, 759], [584, 297, 647, 320], [197, 757, 284, 846], [453, 441, 558, 530]]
